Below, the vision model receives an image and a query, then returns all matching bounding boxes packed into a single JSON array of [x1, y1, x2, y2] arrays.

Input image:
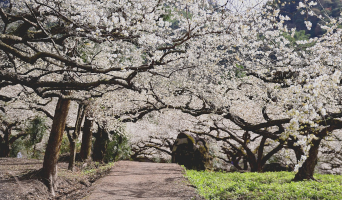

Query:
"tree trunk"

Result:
[[243, 156, 248, 170], [232, 156, 243, 170], [248, 153, 258, 172], [92, 125, 108, 162], [287, 136, 304, 161], [0, 125, 27, 157], [80, 116, 94, 161], [256, 161, 263, 172], [42, 97, 71, 196], [293, 138, 322, 181], [294, 148, 303, 161], [242, 131, 250, 170], [0, 126, 11, 157], [68, 139, 76, 171], [0, 142, 10, 157], [255, 137, 267, 172], [68, 103, 86, 171]]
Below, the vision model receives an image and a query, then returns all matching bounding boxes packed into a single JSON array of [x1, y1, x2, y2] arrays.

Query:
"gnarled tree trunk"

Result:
[[293, 138, 322, 181], [80, 116, 94, 161], [0, 121, 18, 157], [42, 97, 71, 196], [249, 136, 284, 172]]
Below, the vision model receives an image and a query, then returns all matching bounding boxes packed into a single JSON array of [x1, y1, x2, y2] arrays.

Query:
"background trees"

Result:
[[0, 87, 52, 158]]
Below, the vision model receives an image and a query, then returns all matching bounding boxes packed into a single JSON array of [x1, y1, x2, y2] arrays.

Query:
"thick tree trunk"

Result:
[[80, 116, 94, 161], [92, 126, 108, 162], [293, 138, 322, 181], [0, 127, 10, 157], [248, 154, 258, 172], [68, 103, 86, 171], [256, 161, 263, 172], [42, 97, 71, 196], [249, 152, 269, 172], [0, 142, 10, 157]]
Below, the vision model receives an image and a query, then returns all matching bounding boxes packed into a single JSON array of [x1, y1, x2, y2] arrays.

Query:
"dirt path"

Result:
[[84, 161, 204, 200]]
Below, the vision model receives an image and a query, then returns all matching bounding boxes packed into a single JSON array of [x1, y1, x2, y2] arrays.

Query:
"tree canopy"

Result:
[[1, 0, 342, 195]]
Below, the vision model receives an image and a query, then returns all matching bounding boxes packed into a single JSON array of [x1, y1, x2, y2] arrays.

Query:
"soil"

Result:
[[0, 158, 204, 200], [0, 158, 115, 200]]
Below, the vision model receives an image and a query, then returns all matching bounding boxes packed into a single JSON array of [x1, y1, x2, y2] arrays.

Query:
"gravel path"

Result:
[[84, 160, 204, 200]]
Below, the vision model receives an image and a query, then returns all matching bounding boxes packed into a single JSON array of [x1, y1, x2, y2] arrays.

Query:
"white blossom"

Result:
[[304, 21, 312, 30]]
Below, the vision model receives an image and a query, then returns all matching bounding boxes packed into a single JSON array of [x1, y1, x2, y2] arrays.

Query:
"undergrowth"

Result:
[[185, 170, 342, 200], [58, 161, 115, 183]]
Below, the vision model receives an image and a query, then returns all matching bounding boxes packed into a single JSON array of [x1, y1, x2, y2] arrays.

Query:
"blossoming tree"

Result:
[[1, 0, 342, 195], [125, 1, 342, 180], [0, 0, 242, 194]]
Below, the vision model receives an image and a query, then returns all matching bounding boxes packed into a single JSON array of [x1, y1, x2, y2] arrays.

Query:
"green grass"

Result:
[[84, 162, 115, 175], [185, 170, 342, 200]]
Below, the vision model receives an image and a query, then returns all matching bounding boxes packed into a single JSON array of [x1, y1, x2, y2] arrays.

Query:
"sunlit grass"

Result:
[[185, 170, 342, 200]]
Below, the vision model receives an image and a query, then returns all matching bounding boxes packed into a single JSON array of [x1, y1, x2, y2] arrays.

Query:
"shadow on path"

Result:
[[84, 161, 204, 200]]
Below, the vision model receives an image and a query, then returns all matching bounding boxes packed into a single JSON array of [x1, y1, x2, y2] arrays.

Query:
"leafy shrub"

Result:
[[59, 134, 70, 155], [10, 116, 48, 159], [103, 128, 131, 163], [59, 134, 81, 155], [24, 116, 48, 158], [10, 137, 25, 157]]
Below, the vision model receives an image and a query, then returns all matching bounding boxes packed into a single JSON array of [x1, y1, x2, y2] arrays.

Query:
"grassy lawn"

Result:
[[185, 170, 342, 200]]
